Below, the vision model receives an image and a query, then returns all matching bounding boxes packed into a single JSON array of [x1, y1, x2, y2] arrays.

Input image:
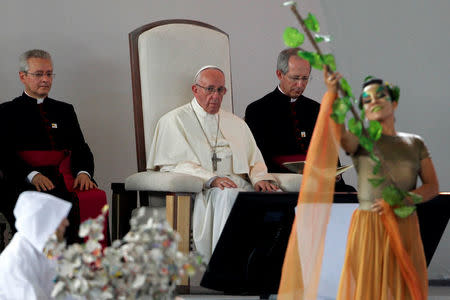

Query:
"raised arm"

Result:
[[323, 69, 360, 154]]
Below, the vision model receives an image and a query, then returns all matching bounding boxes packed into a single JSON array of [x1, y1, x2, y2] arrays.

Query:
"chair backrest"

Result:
[[129, 19, 234, 172]]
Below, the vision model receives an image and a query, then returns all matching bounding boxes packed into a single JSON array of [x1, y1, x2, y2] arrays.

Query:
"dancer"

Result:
[[325, 70, 439, 300]]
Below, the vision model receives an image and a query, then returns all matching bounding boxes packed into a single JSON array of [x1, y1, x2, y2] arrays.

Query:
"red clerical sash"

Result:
[[18, 150, 108, 248]]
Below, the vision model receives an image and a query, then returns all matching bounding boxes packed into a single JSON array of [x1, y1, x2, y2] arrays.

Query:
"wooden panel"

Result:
[[176, 195, 191, 286], [176, 195, 191, 254], [166, 195, 176, 229]]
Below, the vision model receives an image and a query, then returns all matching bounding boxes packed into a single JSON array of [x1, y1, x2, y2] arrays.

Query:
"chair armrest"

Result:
[[125, 170, 204, 193], [271, 173, 302, 192]]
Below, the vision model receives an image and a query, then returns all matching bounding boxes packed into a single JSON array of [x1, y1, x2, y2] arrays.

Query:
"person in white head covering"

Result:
[[147, 65, 279, 261], [0, 191, 71, 299]]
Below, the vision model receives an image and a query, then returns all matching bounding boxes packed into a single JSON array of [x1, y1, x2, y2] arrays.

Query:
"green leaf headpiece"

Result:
[[359, 76, 400, 108]]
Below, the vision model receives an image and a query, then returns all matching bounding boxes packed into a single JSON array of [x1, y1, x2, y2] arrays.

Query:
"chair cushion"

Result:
[[125, 170, 203, 193], [271, 173, 302, 192], [125, 171, 301, 193]]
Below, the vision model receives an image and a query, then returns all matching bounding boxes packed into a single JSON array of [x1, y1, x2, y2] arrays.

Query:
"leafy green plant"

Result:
[[282, 1, 422, 217]]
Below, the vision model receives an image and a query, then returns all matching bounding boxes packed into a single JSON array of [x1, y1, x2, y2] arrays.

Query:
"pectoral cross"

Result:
[[212, 151, 221, 172]]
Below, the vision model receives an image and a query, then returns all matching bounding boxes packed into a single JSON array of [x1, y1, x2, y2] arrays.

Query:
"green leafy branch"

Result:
[[282, 1, 421, 217]]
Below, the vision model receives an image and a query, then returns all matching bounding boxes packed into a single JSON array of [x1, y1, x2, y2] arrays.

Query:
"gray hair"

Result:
[[194, 65, 224, 84], [19, 49, 52, 72], [277, 48, 310, 74]]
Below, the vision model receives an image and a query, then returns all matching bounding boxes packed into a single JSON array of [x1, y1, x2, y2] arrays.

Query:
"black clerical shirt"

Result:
[[0, 92, 94, 185], [245, 87, 320, 173]]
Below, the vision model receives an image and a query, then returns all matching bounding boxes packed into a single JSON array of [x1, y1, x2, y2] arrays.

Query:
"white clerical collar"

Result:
[[277, 85, 297, 103], [191, 98, 219, 120], [24, 91, 45, 104]]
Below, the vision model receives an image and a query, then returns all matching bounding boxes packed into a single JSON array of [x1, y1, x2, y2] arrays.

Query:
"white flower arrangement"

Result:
[[45, 206, 204, 299]]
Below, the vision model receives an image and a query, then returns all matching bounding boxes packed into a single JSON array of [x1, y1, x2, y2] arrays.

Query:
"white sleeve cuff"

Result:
[[27, 171, 40, 183], [77, 171, 91, 178], [205, 176, 218, 188]]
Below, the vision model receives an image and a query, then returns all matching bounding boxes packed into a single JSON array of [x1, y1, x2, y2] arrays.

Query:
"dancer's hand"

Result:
[[324, 68, 342, 94], [371, 198, 385, 215]]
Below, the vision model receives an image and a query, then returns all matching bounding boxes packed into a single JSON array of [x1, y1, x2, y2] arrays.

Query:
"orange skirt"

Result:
[[337, 209, 428, 300]]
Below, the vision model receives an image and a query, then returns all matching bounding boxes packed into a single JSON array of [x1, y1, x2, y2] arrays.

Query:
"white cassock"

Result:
[[147, 98, 276, 261], [0, 191, 71, 300]]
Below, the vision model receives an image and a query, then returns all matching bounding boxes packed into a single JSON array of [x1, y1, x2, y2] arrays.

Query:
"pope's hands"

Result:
[[211, 177, 278, 192], [254, 180, 279, 192], [211, 177, 238, 190], [73, 173, 97, 191], [31, 173, 55, 192]]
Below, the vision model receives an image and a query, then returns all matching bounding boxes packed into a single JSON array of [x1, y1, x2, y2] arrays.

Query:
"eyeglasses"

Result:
[[195, 84, 226, 95], [25, 71, 55, 79], [286, 75, 312, 83]]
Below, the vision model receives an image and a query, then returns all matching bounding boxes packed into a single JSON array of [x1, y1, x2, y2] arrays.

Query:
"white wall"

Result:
[[319, 0, 450, 278], [0, 0, 447, 280], [320, 0, 450, 190], [0, 0, 447, 201], [0, 0, 447, 207], [0, 0, 337, 198]]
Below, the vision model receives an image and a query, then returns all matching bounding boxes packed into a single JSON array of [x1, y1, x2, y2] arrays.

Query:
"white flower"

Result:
[[283, 1, 296, 7], [314, 33, 332, 42], [46, 206, 205, 298]]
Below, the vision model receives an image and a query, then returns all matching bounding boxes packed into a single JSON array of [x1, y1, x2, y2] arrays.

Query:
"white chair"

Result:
[[124, 19, 301, 289]]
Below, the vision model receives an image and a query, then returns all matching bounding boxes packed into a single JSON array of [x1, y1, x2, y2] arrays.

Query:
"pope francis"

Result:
[[147, 66, 279, 261]]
